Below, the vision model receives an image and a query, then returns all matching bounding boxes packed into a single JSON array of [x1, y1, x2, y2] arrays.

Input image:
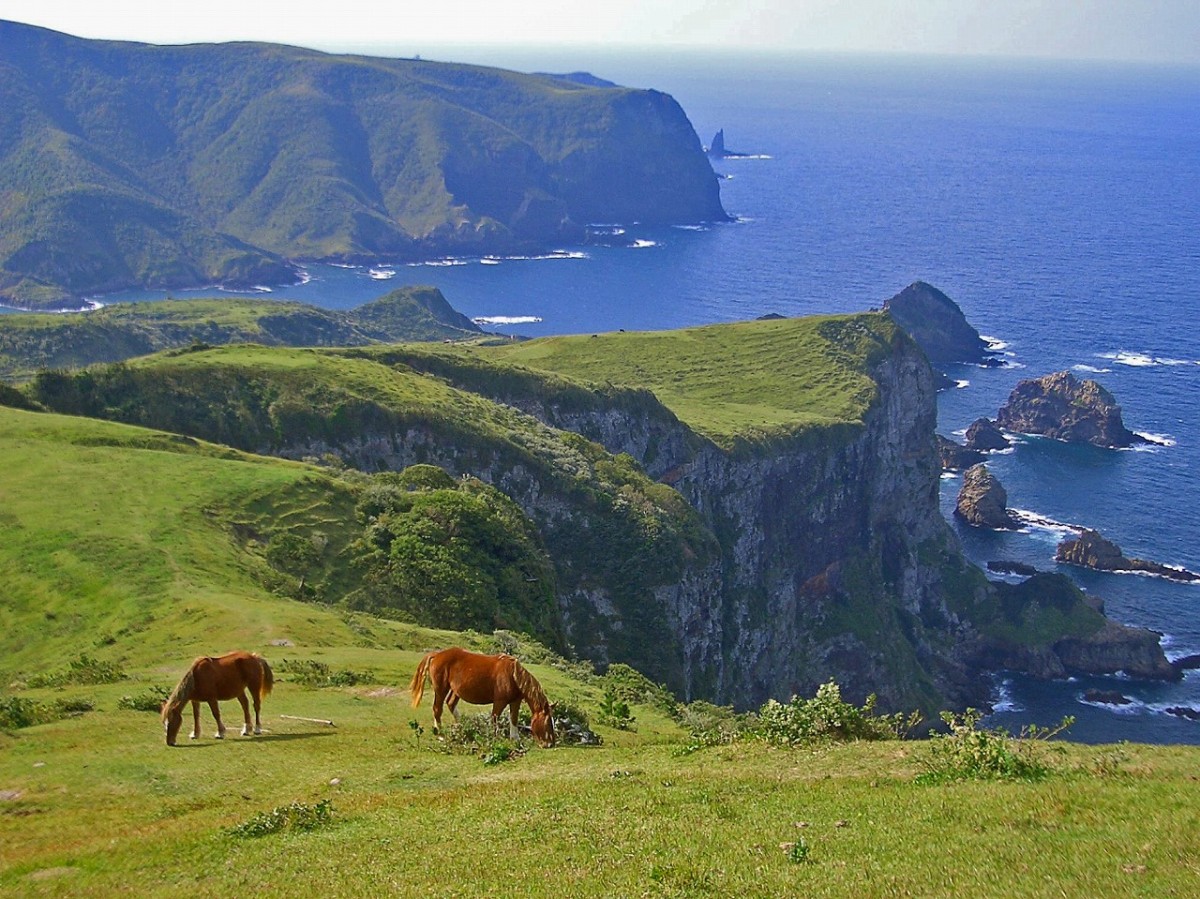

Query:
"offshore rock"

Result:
[[937, 435, 984, 471], [964, 418, 1010, 451], [955, 464, 1018, 529], [996, 370, 1146, 448], [1056, 529, 1200, 583], [974, 574, 1177, 682], [1054, 621, 1180, 680], [987, 560, 1038, 577], [882, 281, 997, 366]]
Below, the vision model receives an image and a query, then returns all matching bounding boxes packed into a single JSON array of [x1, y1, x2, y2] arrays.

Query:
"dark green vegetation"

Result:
[[0, 20, 726, 308], [0, 287, 480, 381]]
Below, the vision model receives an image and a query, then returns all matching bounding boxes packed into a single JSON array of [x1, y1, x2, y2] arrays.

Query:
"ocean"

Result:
[[15, 48, 1200, 743]]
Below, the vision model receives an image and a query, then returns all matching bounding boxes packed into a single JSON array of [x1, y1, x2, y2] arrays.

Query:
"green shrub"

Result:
[[26, 654, 126, 688], [117, 686, 172, 712], [0, 695, 95, 729], [916, 709, 1075, 783], [228, 800, 334, 838], [438, 713, 528, 765], [0, 696, 41, 729], [277, 659, 367, 688], [755, 681, 919, 745], [596, 684, 636, 731]]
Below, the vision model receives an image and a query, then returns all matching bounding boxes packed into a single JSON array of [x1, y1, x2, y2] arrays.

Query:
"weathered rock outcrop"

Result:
[[882, 282, 998, 366], [996, 371, 1146, 448], [1054, 621, 1179, 680], [964, 418, 1010, 451], [987, 560, 1038, 577], [971, 573, 1177, 681], [955, 464, 1019, 530], [1056, 529, 1200, 583], [937, 435, 984, 471]]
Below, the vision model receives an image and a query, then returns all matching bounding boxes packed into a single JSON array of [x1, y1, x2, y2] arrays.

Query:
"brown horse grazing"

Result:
[[161, 651, 274, 746], [409, 648, 555, 748]]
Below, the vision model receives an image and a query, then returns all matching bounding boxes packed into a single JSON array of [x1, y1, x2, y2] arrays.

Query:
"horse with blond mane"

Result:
[[409, 647, 556, 747], [161, 651, 274, 746]]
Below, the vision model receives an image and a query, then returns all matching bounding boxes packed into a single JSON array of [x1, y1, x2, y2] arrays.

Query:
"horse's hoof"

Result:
[[253, 727, 262, 735], [214, 732, 224, 740], [241, 727, 250, 736], [189, 733, 198, 740]]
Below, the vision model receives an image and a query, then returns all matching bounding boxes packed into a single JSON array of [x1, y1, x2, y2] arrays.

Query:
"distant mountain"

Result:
[[0, 21, 727, 308]]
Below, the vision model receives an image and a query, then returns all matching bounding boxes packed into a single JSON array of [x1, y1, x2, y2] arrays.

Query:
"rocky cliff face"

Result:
[[479, 332, 987, 711]]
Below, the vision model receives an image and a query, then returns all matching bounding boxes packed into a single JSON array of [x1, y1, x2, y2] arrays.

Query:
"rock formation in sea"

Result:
[[954, 464, 1019, 530], [1056, 529, 1200, 583], [706, 129, 749, 159], [987, 560, 1038, 577], [964, 418, 1010, 451], [996, 370, 1147, 448], [882, 281, 998, 366], [975, 574, 1178, 682], [937, 435, 984, 471]]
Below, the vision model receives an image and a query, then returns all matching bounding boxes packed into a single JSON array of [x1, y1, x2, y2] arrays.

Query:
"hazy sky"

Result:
[[4, 0, 1200, 64]]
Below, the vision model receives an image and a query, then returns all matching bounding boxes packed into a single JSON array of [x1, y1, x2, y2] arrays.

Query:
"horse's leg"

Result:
[[251, 686, 262, 735], [507, 700, 521, 740], [209, 699, 225, 739], [447, 691, 461, 722], [190, 699, 201, 740], [236, 690, 252, 737], [432, 683, 446, 735]]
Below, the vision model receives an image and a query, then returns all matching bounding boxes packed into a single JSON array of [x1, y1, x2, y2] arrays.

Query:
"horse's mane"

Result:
[[511, 659, 549, 714], [161, 657, 202, 719]]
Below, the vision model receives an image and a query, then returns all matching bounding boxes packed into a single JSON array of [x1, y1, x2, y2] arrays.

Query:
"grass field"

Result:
[[2, 673, 1199, 897]]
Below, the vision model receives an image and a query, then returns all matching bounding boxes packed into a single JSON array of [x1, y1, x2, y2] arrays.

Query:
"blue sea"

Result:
[[15, 48, 1200, 743]]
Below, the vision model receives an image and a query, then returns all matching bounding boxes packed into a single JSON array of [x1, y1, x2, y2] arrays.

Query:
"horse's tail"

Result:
[[162, 659, 201, 720], [256, 655, 274, 701], [409, 652, 434, 708], [511, 659, 548, 714]]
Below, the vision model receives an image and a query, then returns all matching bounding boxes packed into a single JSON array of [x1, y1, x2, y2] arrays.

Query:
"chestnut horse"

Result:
[[161, 651, 274, 746], [409, 648, 555, 747]]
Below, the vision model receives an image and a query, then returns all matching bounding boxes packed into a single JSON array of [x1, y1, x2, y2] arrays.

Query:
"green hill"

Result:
[[0, 287, 482, 382], [0, 20, 726, 308]]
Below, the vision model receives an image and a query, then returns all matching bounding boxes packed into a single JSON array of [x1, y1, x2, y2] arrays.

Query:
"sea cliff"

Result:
[[19, 311, 1171, 713]]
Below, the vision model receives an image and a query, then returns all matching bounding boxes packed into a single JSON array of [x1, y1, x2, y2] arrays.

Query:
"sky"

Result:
[[2, 0, 1199, 65]]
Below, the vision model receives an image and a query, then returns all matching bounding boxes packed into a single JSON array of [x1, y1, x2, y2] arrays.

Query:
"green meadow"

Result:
[[1, 356, 1198, 897]]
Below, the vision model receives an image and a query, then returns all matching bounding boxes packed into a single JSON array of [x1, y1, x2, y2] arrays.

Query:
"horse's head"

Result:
[[531, 706, 556, 748], [162, 701, 183, 746]]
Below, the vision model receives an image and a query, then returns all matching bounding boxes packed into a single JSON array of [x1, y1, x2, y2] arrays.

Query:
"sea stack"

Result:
[[954, 464, 1019, 530], [996, 370, 1146, 448], [882, 282, 997, 366]]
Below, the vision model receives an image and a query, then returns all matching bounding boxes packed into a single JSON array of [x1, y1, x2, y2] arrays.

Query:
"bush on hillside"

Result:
[[349, 469, 562, 648], [917, 709, 1074, 783], [755, 681, 920, 745]]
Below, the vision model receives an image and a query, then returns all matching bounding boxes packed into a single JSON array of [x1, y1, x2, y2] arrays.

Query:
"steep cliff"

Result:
[[26, 312, 1169, 713]]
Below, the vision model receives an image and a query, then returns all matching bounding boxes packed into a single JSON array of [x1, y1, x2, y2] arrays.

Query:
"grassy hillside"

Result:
[[0, 287, 482, 382], [472, 313, 900, 449], [3, 348, 1199, 896], [0, 20, 725, 307]]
